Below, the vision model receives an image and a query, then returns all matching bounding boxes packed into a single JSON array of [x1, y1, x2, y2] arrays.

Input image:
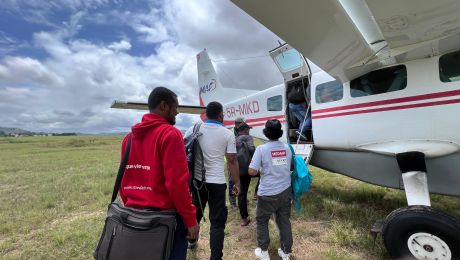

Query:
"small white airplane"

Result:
[[112, 0, 460, 258]]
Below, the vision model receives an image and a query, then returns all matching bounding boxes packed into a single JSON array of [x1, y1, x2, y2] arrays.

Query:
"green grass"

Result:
[[1, 135, 460, 259]]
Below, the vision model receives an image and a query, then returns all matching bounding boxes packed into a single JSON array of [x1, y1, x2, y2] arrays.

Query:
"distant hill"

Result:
[[0, 127, 90, 136], [0, 127, 45, 135]]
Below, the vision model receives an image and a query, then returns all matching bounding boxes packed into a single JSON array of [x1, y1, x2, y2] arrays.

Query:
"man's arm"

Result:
[[248, 168, 258, 176], [248, 147, 261, 176], [183, 125, 194, 138], [226, 153, 241, 196]]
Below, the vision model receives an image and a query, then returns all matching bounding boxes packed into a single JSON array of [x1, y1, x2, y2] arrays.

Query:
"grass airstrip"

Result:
[[1, 135, 460, 259]]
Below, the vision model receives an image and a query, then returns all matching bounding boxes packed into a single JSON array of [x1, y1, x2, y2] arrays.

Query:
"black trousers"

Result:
[[238, 175, 254, 219], [192, 180, 228, 260]]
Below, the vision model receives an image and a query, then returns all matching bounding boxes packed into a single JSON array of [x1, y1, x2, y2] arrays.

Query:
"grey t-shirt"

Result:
[[249, 141, 292, 196]]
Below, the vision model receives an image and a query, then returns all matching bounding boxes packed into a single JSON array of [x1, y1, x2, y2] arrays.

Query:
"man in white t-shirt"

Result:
[[249, 119, 293, 260], [184, 101, 241, 260]]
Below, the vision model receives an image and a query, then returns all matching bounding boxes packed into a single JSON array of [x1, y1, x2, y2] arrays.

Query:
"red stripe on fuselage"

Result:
[[223, 114, 284, 126], [312, 89, 460, 115], [226, 120, 286, 129], [312, 98, 460, 119]]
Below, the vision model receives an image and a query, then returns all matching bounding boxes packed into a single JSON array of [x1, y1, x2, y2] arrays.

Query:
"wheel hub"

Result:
[[407, 233, 452, 260], [423, 245, 434, 253]]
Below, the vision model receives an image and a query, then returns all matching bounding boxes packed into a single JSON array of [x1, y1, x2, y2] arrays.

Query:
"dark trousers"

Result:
[[168, 215, 188, 260], [238, 175, 253, 219], [256, 186, 293, 254], [192, 180, 228, 260]]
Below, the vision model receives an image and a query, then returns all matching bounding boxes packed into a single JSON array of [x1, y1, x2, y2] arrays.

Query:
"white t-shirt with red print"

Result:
[[249, 141, 292, 196]]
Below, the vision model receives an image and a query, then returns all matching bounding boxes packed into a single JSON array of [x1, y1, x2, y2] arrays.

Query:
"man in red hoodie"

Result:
[[119, 87, 200, 260]]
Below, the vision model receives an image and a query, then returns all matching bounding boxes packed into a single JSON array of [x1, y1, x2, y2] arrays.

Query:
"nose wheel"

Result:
[[383, 206, 460, 260], [408, 233, 451, 260]]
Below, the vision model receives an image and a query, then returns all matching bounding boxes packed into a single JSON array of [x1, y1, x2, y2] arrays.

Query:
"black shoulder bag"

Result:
[[93, 135, 177, 260]]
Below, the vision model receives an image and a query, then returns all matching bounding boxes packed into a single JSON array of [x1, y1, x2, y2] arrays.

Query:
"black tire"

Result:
[[383, 205, 460, 260]]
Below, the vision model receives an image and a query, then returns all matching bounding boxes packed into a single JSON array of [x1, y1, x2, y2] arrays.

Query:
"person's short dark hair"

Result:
[[206, 101, 223, 119], [148, 87, 177, 111], [263, 119, 283, 139]]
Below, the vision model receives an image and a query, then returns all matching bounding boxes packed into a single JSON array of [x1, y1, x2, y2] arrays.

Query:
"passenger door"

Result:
[[269, 44, 309, 83]]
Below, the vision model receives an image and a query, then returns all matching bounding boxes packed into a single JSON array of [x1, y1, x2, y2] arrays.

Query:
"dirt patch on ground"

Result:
[[0, 184, 28, 193], [51, 210, 104, 225], [188, 217, 332, 260], [0, 183, 11, 192]]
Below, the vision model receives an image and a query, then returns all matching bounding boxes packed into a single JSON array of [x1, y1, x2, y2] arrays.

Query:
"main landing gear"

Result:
[[371, 152, 460, 260]]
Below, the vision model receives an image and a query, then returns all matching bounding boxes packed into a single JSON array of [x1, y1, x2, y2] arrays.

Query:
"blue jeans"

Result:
[[168, 215, 189, 260], [289, 103, 312, 136]]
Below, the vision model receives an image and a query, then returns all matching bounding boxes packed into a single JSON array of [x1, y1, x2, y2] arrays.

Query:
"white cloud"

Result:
[[0, 56, 64, 85], [0, 0, 290, 133], [107, 40, 131, 51]]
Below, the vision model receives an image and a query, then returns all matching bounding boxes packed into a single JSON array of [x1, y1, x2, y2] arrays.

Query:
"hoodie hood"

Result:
[[132, 113, 169, 138]]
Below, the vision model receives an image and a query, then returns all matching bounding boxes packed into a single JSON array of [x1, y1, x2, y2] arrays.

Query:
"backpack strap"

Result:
[[286, 143, 296, 157], [111, 135, 132, 203], [192, 123, 206, 183], [192, 123, 202, 135]]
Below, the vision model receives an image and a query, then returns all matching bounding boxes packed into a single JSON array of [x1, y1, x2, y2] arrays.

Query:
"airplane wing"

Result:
[[110, 100, 206, 115], [365, 0, 460, 49], [230, 0, 460, 82], [230, 0, 378, 83]]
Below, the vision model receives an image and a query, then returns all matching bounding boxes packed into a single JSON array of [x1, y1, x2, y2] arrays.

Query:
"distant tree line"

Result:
[[0, 130, 77, 137], [52, 133, 77, 136]]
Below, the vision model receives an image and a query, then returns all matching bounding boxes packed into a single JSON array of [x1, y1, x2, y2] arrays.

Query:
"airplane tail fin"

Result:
[[197, 49, 223, 107]]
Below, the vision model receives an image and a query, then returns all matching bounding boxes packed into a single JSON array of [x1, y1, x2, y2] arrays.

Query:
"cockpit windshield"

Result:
[[275, 48, 304, 72]]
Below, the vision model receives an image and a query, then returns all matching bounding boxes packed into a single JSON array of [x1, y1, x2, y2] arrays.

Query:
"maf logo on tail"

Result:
[[200, 79, 217, 94]]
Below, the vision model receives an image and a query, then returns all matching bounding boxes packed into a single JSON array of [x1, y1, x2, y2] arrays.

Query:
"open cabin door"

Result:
[[269, 44, 309, 82], [269, 44, 314, 162]]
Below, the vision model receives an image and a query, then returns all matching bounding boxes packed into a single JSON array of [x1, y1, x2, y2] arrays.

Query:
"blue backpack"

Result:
[[287, 143, 314, 215]]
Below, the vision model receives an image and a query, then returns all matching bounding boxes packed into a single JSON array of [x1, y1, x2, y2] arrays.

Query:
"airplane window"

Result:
[[315, 80, 343, 104], [350, 65, 407, 97], [439, 50, 460, 83], [267, 95, 282, 111], [275, 48, 303, 72]]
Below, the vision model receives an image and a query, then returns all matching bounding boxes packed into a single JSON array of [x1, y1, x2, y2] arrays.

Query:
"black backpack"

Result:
[[235, 136, 253, 176], [184, 123, 206, 191], [288, 82, 311, 104]]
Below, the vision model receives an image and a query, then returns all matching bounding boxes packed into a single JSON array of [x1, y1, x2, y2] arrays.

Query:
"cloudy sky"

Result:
[[0, 0, 294, 134]]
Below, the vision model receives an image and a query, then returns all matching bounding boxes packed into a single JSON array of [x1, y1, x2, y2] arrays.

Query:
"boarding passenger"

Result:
[[233, 122, 256, 226], [184, 101, 241, 260], [249, 119, 293, 260], [228, 116, 246, 210], [119, 87, 199, 260], [288, 81, 312, 141]]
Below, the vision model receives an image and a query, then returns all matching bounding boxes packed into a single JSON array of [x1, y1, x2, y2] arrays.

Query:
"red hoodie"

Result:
[[119, 113, 197, 228]]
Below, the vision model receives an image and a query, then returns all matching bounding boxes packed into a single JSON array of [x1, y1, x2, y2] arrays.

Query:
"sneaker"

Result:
[[278, 248, 290, 260], [255, 248, 270, 260], [187, 238, 198, 250], [295, 131, 308, 141], [230, 203, 238, 210]]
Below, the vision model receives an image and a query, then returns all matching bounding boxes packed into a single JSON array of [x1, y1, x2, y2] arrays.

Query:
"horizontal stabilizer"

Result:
[[110, 100, 206, 115]]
